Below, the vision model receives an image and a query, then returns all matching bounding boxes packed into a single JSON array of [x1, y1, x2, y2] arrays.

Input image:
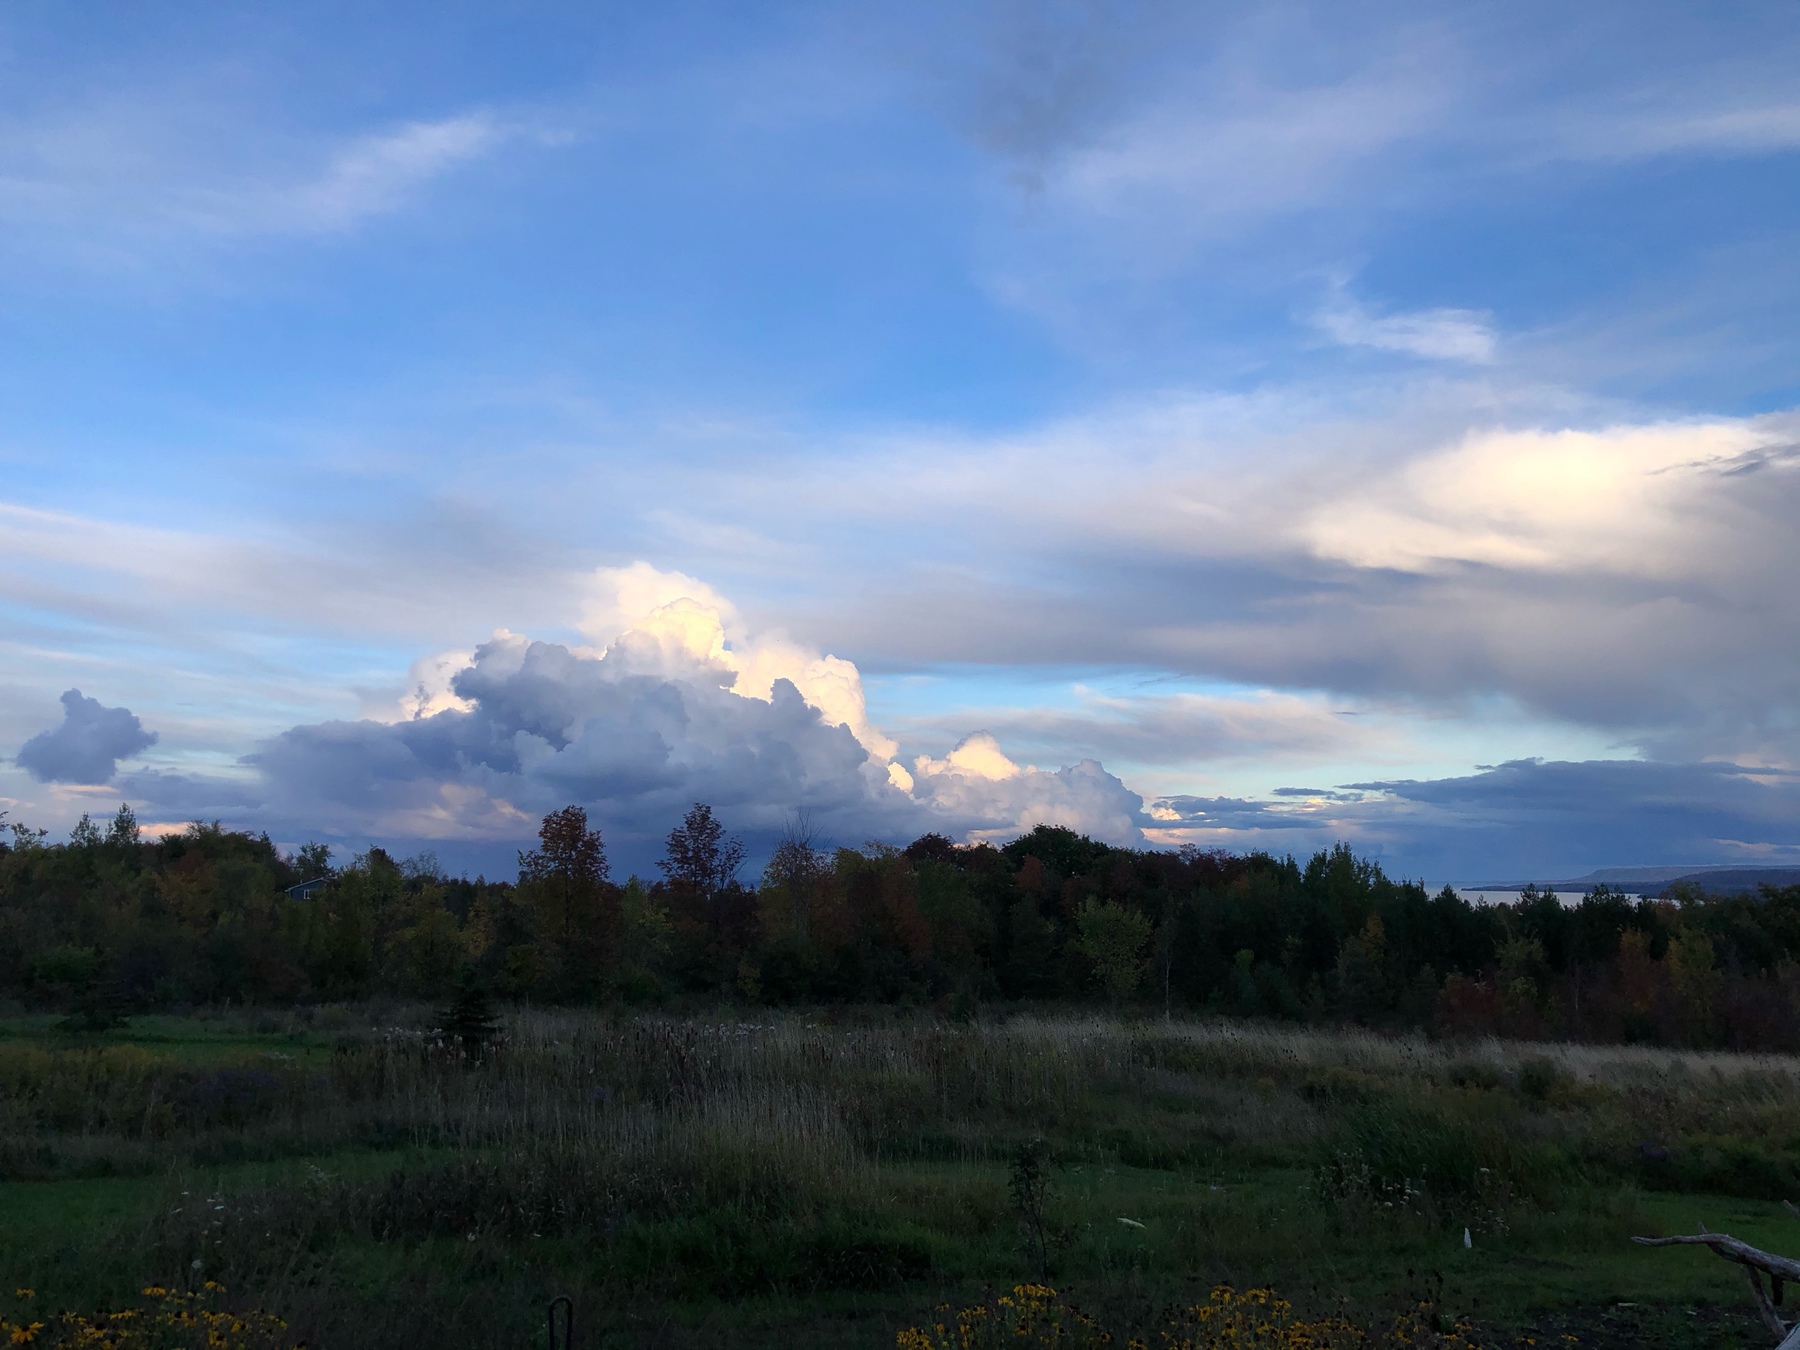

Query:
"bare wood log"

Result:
[[1635, 1231, 1800, 1346], [1633, 1232, 1800, 1283], [1747, 1265, 1791, 1340]]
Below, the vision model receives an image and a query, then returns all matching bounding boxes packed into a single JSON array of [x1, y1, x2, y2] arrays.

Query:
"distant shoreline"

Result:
[[1464, 865, 1800, 897]]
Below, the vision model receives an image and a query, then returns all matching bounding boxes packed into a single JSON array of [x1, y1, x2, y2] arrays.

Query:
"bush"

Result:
[[1313, 1101, 1550, 1230], [1514, 1056, 1562, 1103], [1639, 1135, 1800, 1201]]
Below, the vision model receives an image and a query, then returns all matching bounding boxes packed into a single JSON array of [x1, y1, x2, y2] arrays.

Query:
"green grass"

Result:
[[0, 1009, 1795, 1347], [0, 1010, 342, 1065]]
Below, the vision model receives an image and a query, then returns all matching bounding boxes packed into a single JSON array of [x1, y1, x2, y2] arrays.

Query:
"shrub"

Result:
[[1313, 1101, 1548, 1231], [1514, 1057, 1562, 1103]]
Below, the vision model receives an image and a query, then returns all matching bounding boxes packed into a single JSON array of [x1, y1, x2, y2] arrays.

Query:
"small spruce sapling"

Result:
[[439, 974, 502, 1058]]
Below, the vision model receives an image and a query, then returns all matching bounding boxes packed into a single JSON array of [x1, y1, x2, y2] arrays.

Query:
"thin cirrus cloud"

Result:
[[0, 101, 515, 259], [890, 688, 1383, 773], [1051, 73, 1440, 216], [1311, 292, 1497, 363]]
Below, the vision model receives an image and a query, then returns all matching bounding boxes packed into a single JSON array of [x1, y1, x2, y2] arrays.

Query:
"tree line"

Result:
[[3, 803, 1799, 1049]]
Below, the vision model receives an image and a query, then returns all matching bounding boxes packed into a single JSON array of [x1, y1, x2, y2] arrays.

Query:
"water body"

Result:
[[1457, 866, 1800, 905]]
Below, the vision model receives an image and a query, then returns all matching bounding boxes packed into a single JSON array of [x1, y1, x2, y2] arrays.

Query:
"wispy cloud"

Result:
[[277, 115, 506, 234], [1540, 97, 1800, 163], [891, 687, 1381, 771], [1312, 291, 1496, 363], [0, 101, 515, 262]]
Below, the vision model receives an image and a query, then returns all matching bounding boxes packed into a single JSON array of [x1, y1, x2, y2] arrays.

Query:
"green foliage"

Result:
[[4, 801, 1800, 1051], [1070, 899, 1151, 1003]]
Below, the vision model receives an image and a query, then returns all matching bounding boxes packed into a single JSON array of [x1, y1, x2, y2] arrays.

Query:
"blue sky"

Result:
[[4, 0, 1799, 882]]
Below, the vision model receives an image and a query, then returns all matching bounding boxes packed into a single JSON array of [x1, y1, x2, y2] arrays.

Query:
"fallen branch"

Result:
[[1634, 1229, 1800, 1347]]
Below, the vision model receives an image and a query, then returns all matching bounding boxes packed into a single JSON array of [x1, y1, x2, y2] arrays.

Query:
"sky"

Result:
[[3, 0, 1799, 884]]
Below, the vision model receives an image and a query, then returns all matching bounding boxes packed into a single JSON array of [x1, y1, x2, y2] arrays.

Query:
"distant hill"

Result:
[[1663, 867, 1800, 895], [1470, 865, 1800, 895]]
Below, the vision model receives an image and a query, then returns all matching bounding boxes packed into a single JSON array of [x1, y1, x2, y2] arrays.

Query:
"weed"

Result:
[[2, 1282, 296, 1349], [1009, 1139, 1054, 1280]]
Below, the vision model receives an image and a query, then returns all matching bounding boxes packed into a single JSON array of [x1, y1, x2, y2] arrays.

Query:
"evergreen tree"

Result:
[[438, 973, 502, 1057]]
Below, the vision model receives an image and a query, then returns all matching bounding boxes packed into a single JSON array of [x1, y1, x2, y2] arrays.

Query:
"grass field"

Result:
[[2, 1006, 1798, 1348]]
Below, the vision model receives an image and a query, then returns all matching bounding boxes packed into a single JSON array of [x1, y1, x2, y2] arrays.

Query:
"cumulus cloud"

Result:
[[16, 689, 158, 784], [576, 564, 900, 762], [209, 567, 1151, 855], [94, 552, 1800, 884], [911, 732, 1145, 845]]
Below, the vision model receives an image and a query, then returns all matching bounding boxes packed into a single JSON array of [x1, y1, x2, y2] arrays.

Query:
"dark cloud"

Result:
[[1148, 760, 1800, 886], [116, 633, 1800, 887], [175, 631, 1151, 871], [243, 633, 911, 851], [1155, 795, 1332, 831], [15, 689, 157, 784], [1347, 758, 1800, 878]]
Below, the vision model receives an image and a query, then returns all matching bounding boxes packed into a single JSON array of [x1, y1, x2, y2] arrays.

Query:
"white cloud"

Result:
[[1297, 420, 1782, 576], [286, 115, 503, 233], [95, 568, 1151, 851], [1541, 97, 1800, 163], [390, 644, 486, 721], [914, 731, 1022, 782], [0, 100, 513, 259], [579, 562, 741, 649], [926, 763, 1145, 846], [580, 563, 898, 761], [1313, 294, 1496, 363]]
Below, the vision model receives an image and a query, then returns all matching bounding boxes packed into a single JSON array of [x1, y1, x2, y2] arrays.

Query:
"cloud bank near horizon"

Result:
[[108, 567, 1151, 861], [58, 563, 1798, 882]]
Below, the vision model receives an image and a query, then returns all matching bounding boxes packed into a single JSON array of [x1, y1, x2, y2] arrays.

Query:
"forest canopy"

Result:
[[3, 803, 1799, 1050]]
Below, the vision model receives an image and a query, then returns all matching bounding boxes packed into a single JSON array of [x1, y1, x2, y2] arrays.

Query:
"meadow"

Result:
[[3, 1007, 1798, 1348]]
